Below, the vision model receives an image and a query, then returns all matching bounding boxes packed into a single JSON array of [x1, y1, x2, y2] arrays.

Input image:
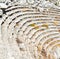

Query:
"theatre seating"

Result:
[[0, 1, 60, 59]]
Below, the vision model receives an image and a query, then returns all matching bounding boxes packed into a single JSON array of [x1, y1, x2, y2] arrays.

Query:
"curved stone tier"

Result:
[[0, 0, 60, 59]]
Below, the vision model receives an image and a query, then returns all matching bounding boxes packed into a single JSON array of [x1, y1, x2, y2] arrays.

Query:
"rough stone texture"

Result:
[[0, 0, 60, 59]]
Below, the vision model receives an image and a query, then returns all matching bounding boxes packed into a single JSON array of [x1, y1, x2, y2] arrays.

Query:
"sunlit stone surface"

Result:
[[0, 0, 60, 59]]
